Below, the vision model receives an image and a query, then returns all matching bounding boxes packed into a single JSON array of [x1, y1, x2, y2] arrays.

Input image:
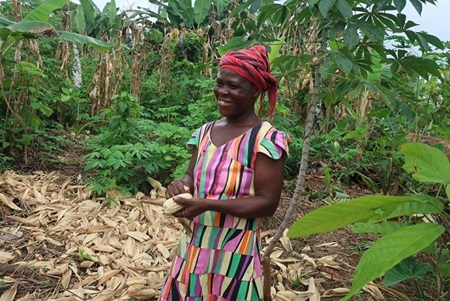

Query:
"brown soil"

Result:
[[0, 133, 439, 301]]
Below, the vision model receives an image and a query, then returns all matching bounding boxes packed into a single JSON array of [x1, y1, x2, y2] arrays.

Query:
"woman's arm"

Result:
[[173, 152, 286, 219]]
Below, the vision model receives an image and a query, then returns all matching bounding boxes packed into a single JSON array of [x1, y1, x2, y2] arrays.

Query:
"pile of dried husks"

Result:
[[0, 170, 384, 301]]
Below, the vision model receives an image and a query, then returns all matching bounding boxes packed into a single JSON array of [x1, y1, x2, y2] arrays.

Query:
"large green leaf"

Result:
[[107, 0, 118, 28], [79, 0, 99, 27], [0, 13, 15, 28], [194, 0, 211, 25], [267, 37, 285, 63], [4, 21, 57, 38], [50, 31, 112, 50], [401, 142, 450, 184], [342, 223, 444, 300], [418, 32, 445, 49], [336, 0, 352, 19], [75, 5, 86, 34], [343, 23, 359, 48], [288, 195, 441, 238], [23, 0, 67, 22], [319, 0, 336, 16]]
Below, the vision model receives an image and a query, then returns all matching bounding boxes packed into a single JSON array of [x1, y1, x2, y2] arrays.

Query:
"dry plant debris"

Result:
[[0, 170, 377, 301]]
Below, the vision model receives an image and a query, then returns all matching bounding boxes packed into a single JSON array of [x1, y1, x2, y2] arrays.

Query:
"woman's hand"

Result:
[[172, 195, 205, 220], [166, 180, 192, 198]]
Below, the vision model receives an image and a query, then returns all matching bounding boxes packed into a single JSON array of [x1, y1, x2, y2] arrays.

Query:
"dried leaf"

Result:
[[125, 231, 150, 242], [0, 282, 18, 301], [0, 193, 21, 210], [61, 269, 72, 289], [97, 269, 121, 286], [0, 252, 14, 263], [156, 243, 170, 258]]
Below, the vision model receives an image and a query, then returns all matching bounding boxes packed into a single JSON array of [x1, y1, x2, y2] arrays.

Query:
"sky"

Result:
[[90, 0, 450, 42]]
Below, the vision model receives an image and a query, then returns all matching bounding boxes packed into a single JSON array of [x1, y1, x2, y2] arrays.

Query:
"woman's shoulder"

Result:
[[257, 121, 290, 158], [260, 121, 289, 137]]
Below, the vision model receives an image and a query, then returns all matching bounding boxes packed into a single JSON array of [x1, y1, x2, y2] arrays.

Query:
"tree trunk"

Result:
[[72, 44, 83, 88], [262, 30, 329, 301]]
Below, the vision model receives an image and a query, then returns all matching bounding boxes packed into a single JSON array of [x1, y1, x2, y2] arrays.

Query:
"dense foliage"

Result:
[[0, 0, 449, 300]]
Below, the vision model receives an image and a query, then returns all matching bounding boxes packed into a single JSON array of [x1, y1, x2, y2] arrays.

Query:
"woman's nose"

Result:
[[216, 86, 229, 96]]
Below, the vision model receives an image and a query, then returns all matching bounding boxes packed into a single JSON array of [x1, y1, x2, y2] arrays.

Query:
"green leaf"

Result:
[[343, 23, 359, 48], [108, 0, 117, 28], [409, 0, 423, 15], [267, 37, 284, 63], [75, 5, 86, 34], [217, 36, 251, 56], [437, 258, 450, 277], [271, 5, 289, 27], [383, 257, 430, 286], [194, 0, 211, 25], [393, 0, 406, 12], [401, 142, 450, 184], [79, 0, 100, 26], [23, 0, 67, 22], [401, 57, 441, 79], [350, 221, 406, 236], [318, 0, 336, 16], [335, 53, 353, 73], [288, 195, 433, 238], [420, 32, 445, 49], [0, 13, 15, 27], [336, 0, 352, 19], [328, 40, 346, 50], [52, 31, 112, 50], [230, 0, 255, 18], [212, 0, 228, 17], [342, 223, 444, 300], [386, 194, 443, 218], [446, 184, 450, 202], [367, 51, 382, 83], [7, 21, 57, 36]]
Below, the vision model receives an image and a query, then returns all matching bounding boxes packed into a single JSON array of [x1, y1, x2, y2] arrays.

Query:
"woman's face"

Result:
[[214, 68, 260, 118]]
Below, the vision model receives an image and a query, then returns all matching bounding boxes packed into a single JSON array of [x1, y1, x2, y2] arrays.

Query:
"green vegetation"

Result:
[[0, 0, 448, 300]]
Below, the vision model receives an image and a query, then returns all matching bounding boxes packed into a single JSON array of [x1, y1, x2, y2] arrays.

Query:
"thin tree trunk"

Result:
[[72, 44, 83, 88], [262, 31, 329, 301]]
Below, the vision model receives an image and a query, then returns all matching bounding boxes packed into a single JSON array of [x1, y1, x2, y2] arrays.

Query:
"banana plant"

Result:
[[0, 0, 112, 162], [75, 0, 122, 41], [0, 0, 111, 66], [133, 0, 230, 29]]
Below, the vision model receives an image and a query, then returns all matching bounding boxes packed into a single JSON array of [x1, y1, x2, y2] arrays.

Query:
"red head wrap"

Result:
[[219, 45, 278, 117]]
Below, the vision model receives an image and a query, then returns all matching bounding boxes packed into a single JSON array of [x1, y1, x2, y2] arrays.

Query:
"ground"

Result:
[[0, 132, 438, 301]]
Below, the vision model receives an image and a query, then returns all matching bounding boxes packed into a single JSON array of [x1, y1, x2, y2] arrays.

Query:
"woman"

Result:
[[159, 45, 290, 301]]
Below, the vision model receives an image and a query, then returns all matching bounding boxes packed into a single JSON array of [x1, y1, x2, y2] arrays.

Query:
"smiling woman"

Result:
[[159, 45, 290, 301]]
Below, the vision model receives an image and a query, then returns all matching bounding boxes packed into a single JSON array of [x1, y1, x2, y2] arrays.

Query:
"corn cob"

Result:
[[163, 192, 193, 214]]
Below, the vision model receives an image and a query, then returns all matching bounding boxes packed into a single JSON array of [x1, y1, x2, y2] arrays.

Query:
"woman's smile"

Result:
[[218, 99, 233, 106]]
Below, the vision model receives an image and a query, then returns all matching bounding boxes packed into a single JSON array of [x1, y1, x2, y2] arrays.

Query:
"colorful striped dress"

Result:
[[159, 121, 289, 301]]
